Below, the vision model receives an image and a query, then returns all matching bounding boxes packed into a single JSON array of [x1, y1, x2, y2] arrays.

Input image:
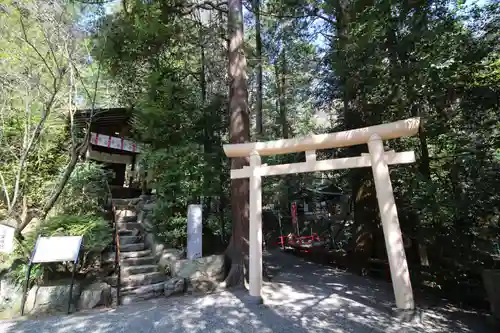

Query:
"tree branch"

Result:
[[9, 76, 63, 218], [0, 171, 11, 210], [18, 14, 57, 82], [243, 2, 335, 25], [70, 62, 93, 102], [178, 1, 228, 15], [40, 24, 62, 75], [22, 36, 109, 231]]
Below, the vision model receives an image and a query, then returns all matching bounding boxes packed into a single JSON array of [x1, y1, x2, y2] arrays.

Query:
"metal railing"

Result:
[[112, 204, 121, 306], [105, 183, 121, 306]]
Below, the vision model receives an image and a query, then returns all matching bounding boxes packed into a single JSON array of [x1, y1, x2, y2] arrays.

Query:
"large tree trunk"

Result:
[[224, 0, 251, 287], [199, 25, 211, 217], [334, 0, 350, 115], [278, 50, 288, 139], [275, 48, 293, 214], [253, 0, 263, 136]]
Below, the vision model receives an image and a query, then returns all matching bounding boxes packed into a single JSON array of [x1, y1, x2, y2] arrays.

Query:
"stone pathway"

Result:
[[113, 199, 165, 304], [0, 250, 495, 333]]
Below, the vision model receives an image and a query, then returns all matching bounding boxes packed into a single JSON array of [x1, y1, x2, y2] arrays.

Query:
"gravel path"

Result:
[[0, 250, 495, 333]]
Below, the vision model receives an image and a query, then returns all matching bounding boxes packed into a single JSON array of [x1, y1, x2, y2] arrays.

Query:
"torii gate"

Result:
[[223, 117, 420, 310]]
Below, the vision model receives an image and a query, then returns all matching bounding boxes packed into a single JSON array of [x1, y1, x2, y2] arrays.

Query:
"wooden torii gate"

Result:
[[223, 117, 420, 310]]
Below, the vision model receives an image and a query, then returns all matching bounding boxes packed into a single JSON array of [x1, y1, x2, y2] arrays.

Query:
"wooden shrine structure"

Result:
[[74, 108, 151, 198]]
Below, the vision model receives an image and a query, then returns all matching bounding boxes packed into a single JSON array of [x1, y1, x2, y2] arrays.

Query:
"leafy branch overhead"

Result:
[[0, 0, 108, 235]]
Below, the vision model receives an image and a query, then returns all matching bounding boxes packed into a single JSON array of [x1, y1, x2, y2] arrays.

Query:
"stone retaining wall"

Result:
[[133, 196, 225, 295], [0, 196, 226, 318]]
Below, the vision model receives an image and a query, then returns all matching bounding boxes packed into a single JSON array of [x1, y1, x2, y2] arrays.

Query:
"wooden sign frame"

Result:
[[20, 235, 83, 316]]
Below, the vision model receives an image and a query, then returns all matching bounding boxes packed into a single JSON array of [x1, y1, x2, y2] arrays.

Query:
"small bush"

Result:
[[5, 214, 112, 286], [151, 203, 187, 249], [143, 145, 207, 249], [52, 161, 113, 216]]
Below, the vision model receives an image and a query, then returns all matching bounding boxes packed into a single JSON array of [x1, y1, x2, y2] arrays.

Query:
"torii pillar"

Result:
[[249, 150, 263, 301], [368, 134, 414, 309], [224, 118, 419, 310]]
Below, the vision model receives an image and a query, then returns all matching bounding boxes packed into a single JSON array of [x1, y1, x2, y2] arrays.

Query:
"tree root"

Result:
[[222, 262, 245, 288], [221, 260, 273, 291]]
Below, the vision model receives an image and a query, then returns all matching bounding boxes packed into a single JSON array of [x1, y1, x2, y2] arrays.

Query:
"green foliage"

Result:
[[2, 160, 115, 286], [38, 214, 111, 253], [95, 2, 230, 249], [1, 161, 113, 287], [150, 210, 187, 249], [53, 161, 113, 216], [5, 214, 112, 286], [0, 0, 111, 230], [141, 145, 207, 247], [315, 0, 500, 293]]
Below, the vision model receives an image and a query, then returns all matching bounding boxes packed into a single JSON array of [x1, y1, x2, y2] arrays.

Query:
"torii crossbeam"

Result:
[[223, 117, 420, 310]]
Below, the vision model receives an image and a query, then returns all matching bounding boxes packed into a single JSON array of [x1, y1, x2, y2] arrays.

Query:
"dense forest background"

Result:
[[0, 0, 499, 309]]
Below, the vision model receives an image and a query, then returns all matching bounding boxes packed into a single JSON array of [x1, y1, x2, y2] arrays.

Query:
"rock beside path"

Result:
[[24, 282, 81, 315], [78, 282, 111, 310], [164, 277, 185, 297], [158, 249, 185, 274], [171, 255, 224, 293]]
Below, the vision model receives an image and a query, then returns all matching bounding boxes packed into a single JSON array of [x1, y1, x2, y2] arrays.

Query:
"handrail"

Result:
[[105, 183, 120, 306], [112, 204, 121, 306]]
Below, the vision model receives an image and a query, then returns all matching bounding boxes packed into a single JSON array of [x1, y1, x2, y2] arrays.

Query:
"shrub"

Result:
[[4, 214, 112, 286], [52, 161, 113, 216], [142, 145, 207, 248], [151, 203, 187, 249]]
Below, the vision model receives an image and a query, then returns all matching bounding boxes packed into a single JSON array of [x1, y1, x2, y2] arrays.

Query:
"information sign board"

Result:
[[0, 224, 15, 254], [21, 235, 83, 316], [32, 236, 83, 263]]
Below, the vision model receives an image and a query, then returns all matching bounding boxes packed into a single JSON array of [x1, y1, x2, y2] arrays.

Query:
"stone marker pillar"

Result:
[[187, 205, 202, 260]]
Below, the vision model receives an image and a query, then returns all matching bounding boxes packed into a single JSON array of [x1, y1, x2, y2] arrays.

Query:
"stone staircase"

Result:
[[111, 199, 165, 305]]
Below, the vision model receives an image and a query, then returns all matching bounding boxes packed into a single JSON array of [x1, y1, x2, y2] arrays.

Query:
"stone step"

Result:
[[107, 272, 164, 288], [120, 292, 161, 305], [117, 222, 141, 231], [120, 256, 156, 267], [119, 235, 143, 245], [112, 198, 140, 207], [120, 243, 145, 252], [118, 230, 138, 237], [121, 272, 165, 288], [115, 208, 136, 215], [114, 208, 137, 216], [120, 249, 152, 259], [116, 215, 138, 223], [120, 281, 165, 296], [122, 265, 158, 276]]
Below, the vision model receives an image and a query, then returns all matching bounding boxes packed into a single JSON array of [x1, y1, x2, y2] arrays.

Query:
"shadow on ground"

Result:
[[0, 291, 380, 333], [263, 250, 495, 333], [0, 250, 495, 333]]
